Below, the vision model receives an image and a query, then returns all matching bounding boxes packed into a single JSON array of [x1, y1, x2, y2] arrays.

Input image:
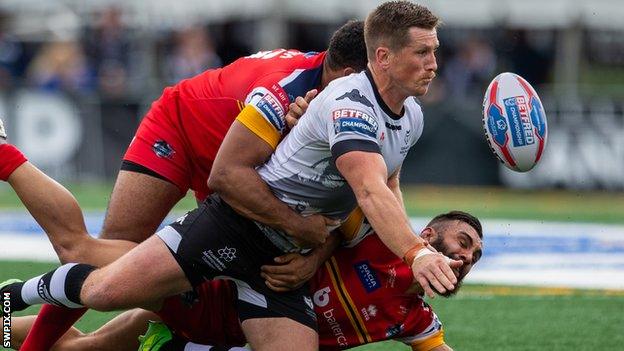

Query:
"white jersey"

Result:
[[257, 70, 424, 251]]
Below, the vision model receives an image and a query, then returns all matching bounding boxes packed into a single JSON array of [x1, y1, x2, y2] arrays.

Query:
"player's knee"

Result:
[[81, 274, 126, 311]]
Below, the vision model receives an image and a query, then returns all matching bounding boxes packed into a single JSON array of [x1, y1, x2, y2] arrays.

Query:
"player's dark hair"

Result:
[[326, 20, 367, 72], [364, 1, 439, 60], [427, 210, 483, 239]]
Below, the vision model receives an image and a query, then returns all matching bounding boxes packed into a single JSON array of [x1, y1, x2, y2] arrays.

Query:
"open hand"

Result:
[[410, 249, 463, 298]]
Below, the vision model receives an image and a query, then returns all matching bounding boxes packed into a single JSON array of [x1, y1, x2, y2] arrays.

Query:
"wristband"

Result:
[[0, 144, 27, 181], [402, 242, 426, 267]]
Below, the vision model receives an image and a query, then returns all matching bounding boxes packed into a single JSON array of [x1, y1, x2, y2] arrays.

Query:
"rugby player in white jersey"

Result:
[[1, 2, 462, 350]]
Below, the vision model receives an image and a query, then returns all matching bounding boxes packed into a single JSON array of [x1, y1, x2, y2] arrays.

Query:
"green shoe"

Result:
[[0, 278, 21, 290], [138, 321, 173, 351]]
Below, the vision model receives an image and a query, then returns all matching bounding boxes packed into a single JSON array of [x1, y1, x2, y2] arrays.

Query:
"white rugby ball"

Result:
[[482, 72, 547, 172]]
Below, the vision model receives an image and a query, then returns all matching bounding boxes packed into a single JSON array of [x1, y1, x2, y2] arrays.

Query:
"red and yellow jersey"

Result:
[[313, 234, 445, 350]]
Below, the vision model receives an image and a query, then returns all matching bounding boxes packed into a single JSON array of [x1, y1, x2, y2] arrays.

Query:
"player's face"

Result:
[[428, 220, 483, 295], [387, 27, 439, 97]]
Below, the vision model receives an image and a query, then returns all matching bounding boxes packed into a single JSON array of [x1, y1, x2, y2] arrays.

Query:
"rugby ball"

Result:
[[482, 72, 547, 172]]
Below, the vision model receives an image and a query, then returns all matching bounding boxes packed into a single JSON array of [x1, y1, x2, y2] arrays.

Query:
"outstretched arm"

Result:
[[335, 151, 461, 298]]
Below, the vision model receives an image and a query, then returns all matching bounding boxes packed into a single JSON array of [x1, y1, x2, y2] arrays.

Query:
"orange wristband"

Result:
[[402, 242, 426, 267]]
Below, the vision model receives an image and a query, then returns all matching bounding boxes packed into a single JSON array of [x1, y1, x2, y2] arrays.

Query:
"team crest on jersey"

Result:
[[354, 261, 381, 293], [332, 109, 378, 138], [361, 304, 378, 321], [403, 129, 411, 145], [152, 140, 175, 159], [336, 89, 374, 108]]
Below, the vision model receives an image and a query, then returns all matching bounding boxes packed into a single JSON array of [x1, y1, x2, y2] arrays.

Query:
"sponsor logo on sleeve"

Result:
[[354, 261, 381, 293], [269, 83, 290, 107], [503, 96, 535, 147], [332, 109, 378, 138], [152, 140, 175, 159], [255, 92, 286, 131], [336, 89, 374, 108]]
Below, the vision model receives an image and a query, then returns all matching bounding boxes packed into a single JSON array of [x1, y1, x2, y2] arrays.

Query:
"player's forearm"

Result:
[[387, 171, 407, 215], [8, 162, 88, 240], [309, 232, 341, 266], [355, 180, 424, 259], [209, 165, 303, 233]]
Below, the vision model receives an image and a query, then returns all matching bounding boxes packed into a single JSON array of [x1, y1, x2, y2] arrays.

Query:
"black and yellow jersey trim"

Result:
[[339, 207, 365, 243], [325, 256, 373, 344]]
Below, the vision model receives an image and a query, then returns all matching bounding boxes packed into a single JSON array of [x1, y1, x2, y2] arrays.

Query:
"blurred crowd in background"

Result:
[[0, 4, 622, 190], [0, 7, 559, 103]]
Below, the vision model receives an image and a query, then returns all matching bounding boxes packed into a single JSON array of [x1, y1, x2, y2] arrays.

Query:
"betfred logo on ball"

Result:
[[483, 72, 547, 172]]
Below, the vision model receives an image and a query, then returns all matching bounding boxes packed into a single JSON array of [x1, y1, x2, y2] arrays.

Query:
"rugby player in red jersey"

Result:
[[51, 20, 367, 267], [0, 21, 367, 351]]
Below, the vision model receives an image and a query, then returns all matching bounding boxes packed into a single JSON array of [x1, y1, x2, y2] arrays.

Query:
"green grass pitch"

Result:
[[1, 184, 623, 350], [2, 261, 623, 350]]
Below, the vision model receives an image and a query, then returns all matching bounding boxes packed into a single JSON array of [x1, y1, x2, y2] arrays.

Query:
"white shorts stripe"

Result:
[[156, 226, 182, 253], [232, 279, 267, 308]]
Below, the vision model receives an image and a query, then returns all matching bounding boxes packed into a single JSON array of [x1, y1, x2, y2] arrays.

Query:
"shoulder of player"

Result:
[[322, 75, 377, 111]]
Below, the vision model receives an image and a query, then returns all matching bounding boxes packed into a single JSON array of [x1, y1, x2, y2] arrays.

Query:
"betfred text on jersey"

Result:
[[332, 109, 378, 138]]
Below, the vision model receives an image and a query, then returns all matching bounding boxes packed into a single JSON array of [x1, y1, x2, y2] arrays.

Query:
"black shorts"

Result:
[[156, 194, 317, 330]]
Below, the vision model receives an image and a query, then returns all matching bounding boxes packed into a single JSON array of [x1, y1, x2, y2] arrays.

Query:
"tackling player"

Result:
[[48, 19, 367, 267], [9, 20, 367, 351], [1, 2, 457, 350]]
